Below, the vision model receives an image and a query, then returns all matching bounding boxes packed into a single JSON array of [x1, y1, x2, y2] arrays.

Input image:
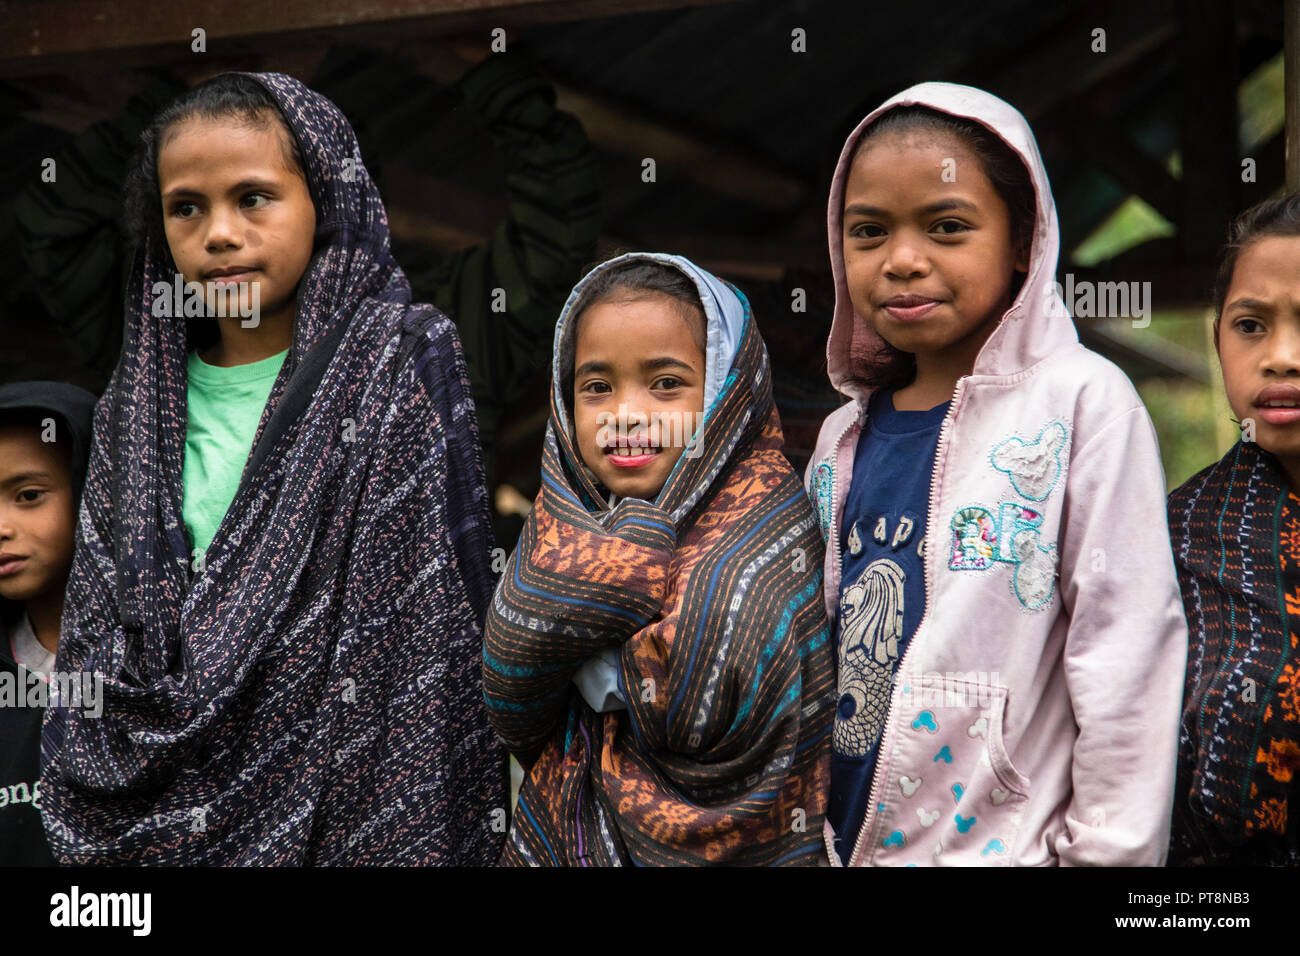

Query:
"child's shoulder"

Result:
[[1039, 341, 1142, 403], [807, 399, 860, 466], [362, 301, 466, 383], [1167, 444, 1253, 515], [1027, 341, 1154, 445]]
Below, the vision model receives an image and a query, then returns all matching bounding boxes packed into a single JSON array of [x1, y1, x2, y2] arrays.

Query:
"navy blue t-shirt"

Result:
[[829, 388, 948, 864]]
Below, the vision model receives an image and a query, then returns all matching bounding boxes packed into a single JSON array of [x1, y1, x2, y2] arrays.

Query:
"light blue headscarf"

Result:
[[551, 251, 747, 432]]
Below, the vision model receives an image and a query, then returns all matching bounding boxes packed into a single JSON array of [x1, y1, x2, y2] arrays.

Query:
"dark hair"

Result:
[[562, 258, 708, 396], [847, 105, 1037, 392], [124, 73, 306, 259], [1212, 194, 1300, 326]]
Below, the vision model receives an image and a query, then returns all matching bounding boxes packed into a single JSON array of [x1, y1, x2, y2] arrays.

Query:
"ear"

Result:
[[1014, 234, 1031, 274], [1212, 315, 1221, 353]]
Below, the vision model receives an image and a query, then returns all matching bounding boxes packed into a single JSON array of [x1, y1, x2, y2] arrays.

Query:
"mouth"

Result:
[[881, 294, 942, 322], [204, 266, 259, 284], [1254, 386, 1300, 425], [603, 437, 662, 468], [0, 554, 29, 577]]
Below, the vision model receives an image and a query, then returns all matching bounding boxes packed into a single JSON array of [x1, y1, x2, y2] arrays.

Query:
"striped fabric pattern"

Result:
[[484, 276, 835, 866], [39, 73, 505, 865], [1168, 440, 1300, 863]]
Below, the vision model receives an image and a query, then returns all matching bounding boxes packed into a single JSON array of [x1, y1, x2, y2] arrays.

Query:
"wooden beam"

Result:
[[1076, 320, 1210, 382], [969, 0, 1177, 120], [553, 86, 805, 212], [1064, 98, 1183, 224], [392, 37, 808, 212], [0, 0, 735, 77]]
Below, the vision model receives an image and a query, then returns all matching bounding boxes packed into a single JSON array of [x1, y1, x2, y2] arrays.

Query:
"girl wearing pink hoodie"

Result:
[[807, 82, 1188, 866]]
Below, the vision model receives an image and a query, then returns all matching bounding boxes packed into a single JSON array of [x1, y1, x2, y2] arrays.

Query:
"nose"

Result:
[[883, 230, 930, 280], [0, 508, 15, 542], [619, 399, 649, 427], [1261, 324, 1300, 377], [204, 203, 244, 253]]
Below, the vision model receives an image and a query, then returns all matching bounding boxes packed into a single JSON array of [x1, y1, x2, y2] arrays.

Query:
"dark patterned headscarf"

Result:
[[40, 73, 505, 864]]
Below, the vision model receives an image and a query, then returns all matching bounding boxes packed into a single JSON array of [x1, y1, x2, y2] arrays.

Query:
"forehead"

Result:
[[0, 424, 69, 476], [574, 296, 703, 355], [846, 129, 991, 199], [158, 114, 299, 183], [1230, 236, 1300, 290]]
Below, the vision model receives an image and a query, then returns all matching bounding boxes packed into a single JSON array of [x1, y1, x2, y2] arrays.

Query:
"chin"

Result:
[[607, 478, 665, 501], [1256, 432, 1300, 461]]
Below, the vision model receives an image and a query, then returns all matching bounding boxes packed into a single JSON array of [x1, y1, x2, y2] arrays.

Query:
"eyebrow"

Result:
[[1224, 297, 1277, 314], [0, 470, 54, 488], [574, 357, 698, 378], [162, 177, 281, 201], [844, 198, 979, 219]]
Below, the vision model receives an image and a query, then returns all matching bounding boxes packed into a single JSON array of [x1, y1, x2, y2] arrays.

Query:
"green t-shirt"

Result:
[[183, 349, 288, 557]]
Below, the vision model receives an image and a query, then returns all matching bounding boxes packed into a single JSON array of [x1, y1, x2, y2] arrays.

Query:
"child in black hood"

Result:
[[0, 380, 95, 865]]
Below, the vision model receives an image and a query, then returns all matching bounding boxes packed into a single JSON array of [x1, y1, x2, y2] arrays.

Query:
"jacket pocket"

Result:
[[869, 675, 1030, 866]]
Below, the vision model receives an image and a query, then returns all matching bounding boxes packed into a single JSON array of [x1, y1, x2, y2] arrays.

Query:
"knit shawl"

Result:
[[39, 72, 505, 865]]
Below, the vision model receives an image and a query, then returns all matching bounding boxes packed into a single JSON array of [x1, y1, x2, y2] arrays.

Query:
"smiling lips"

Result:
[[882, 293, 942, 321], [1255, 384, 1300, 426], [604, 436, 661, 469]]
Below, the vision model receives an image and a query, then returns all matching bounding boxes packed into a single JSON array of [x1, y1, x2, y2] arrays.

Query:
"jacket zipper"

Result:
[[828, 413, 861, 580], [845, 376, 967, 867], [821, 408, 861, 867]]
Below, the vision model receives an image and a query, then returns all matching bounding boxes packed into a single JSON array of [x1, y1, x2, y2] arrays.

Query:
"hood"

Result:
[[0, 380, 97, 501], [825, 81, 1077, 401], [133, 71, 408, 371], [551, 251, 745, 427], [547, 252, 765, 521]]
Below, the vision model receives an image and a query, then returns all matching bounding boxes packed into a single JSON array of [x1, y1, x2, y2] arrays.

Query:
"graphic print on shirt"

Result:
[[835, 555, 906, 757], [946, 421, 1069, 610]]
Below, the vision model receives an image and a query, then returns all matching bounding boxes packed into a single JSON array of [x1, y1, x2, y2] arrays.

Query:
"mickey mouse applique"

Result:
[[948, 422, 1069, 610]]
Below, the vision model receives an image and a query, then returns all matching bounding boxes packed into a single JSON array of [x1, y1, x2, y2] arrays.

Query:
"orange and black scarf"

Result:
[[483, 257, 834, 865], [1168, 440, 1300, 865]]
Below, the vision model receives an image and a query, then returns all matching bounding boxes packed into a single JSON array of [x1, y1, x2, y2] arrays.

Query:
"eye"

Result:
[[653, 376, 685, 390], [16, 488, 46, 504], [1234, 317, 1265, 334], [241, 192, 270, 210], [848, 222, 886, 240], [580, 380, 611, 394], [932, 219, 970, 236], [170, 200, 199, 219]]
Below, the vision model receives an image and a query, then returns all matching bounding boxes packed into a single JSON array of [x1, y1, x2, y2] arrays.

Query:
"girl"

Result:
[[0, 382, 95, 866], [483, 253, 835, 866], [807, 82, 1188, 866], [39, 73, 504, 864], [1168, 194, 1300, 866]]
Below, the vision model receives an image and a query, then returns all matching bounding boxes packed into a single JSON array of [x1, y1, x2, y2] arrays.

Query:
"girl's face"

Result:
[[842, 130, 1028, 379], [158, 114, 316, 337], [1217, 235, 1300, 479], [0, 425, 76, 606], [572, 294, 706, 502]]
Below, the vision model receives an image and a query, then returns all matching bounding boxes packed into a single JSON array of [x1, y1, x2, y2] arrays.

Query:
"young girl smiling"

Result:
[[808, 83, 1188, 866], [484, 254, 835, 866]]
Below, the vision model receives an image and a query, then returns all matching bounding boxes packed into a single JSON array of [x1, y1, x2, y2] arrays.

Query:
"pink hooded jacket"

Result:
[[806, 82, 1188, 866]]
